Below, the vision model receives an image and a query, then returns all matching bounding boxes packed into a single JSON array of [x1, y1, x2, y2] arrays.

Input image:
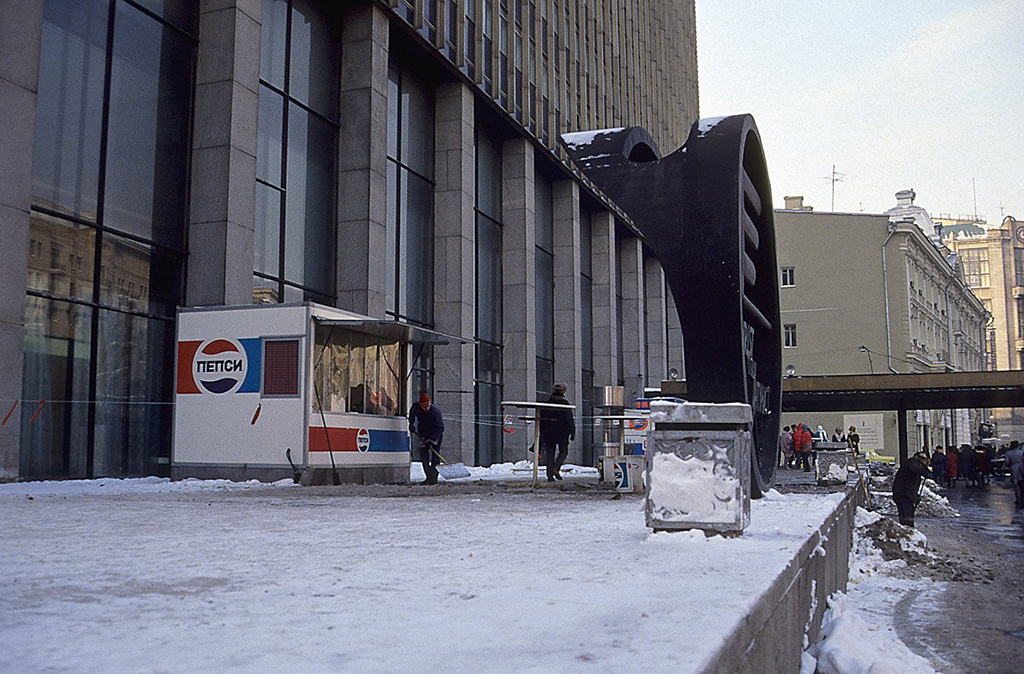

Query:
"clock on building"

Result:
[[1015, 225, 1024, 243]]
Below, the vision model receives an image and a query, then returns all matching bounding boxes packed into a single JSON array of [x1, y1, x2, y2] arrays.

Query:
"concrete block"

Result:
[[191, 80, 233, 150], [337, 168, 371, 222], [0, 79, 36, 212], [189, 145, 231, 224], [0, 0, 43, 91], [232, 8, 262, 94], [230, 81, 259, 157], [186, 221, 228, 305], [0, 203, 30, 324], [223, 221, 255, 304], [196, 8, 237, 86], [0, 318, 25, 479]]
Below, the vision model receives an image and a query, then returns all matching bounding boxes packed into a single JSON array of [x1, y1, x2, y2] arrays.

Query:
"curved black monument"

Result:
[[564, 115, 781, 496]]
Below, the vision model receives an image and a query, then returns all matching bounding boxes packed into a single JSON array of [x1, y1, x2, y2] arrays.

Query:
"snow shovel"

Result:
[[425, 440, 471, 480]]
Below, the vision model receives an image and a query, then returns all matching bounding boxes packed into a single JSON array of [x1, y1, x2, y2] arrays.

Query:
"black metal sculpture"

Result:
[[563, 115, 781, 496]]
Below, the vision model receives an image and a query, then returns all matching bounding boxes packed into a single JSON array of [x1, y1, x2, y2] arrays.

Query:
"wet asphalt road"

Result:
[[897, 477, 1024, 672]]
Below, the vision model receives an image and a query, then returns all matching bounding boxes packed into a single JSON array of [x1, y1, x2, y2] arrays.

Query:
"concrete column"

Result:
[[666, 285, 686, 382], [432, 81, 475, 465], [619, 235, 646, 402], [336, 3, 389, 317], [187, 0, 261, 305], [552, 180, 582, 464], [501, 138, 535, 461], [644, 255, 668, 385], [591, 211, 618, 387], [0, 0, 44, 480]]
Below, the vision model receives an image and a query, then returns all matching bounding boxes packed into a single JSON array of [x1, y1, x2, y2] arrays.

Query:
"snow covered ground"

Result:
[[802, 507, 939, 674], [1, 477, 843, 673]]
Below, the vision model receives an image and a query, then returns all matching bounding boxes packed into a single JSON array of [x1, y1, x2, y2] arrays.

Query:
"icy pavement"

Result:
[[1, 478, 842, 673]]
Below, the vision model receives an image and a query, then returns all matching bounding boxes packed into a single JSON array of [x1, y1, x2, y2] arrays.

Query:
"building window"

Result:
[[784, 324, 797, 348], [254, 0, 339, 304], [475, 127, 503, 466], [1015, 249, 1024, 288], [960, 248, 990, 288], [987, 329, 997, 370], [535, 171, 554, 398], [781, 267, 795, 287], [25, 0, 196, 479], [385, 63, 435, 328]]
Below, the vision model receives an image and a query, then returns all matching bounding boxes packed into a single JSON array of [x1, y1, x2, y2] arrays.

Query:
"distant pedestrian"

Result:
[[959, 444, 975, 487], [945, 447, 959, 486], [847, 426, 861, 456], [831, 427, 846, 443], [408, 392, 445, 485], [539, 383, 575, 481], [892, 451, 931, 528], [930, 447, 946, 487], [1005, 440, 1024, 507], [975, 445, 990, 487], [779, 426, 794, 469], [813, 425, 828, 444], [795, 424, 813, 472]]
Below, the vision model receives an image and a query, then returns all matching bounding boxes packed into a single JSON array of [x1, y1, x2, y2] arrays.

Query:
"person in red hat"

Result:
[[408, 392, 445, 485]]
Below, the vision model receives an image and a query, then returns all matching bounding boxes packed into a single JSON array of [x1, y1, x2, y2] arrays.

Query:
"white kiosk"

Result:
[[172, 302, 461, 485]]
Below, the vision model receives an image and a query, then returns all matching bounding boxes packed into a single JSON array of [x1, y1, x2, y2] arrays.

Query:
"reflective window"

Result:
[[25, 0, 195, 479], [535, 171, 554, 397], [32, 0, 109, 221], [104, 2, 193, 248], [386, 64, 435, 327], [255, 0, 338, 302], [314, 326, 402, 416]]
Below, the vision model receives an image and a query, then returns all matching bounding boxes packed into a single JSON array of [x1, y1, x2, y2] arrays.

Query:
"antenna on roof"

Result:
[[972, 178, 978, 221], [821, 164, 846, 211]]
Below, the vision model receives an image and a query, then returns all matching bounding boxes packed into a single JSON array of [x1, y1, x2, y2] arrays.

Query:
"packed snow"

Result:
[[0, 477, 844, 672], [802, 507, 938, 674], [647, 446, 740, 524]]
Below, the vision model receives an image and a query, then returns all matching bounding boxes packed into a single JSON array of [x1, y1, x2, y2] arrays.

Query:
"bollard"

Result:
[[646, 400, 752, 535]]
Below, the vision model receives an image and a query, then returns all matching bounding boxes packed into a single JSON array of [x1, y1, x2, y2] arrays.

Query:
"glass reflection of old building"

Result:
[[1, 0, 697, 480]]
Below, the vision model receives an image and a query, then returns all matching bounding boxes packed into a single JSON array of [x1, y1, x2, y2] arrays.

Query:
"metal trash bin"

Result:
[[815, 443, 851, 485], [645, 400, 752, 534]]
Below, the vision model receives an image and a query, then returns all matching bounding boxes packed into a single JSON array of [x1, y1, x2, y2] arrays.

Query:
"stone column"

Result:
[[591, 211, 618, 388], [666, 285, 686, 381], [433, 82, 476, 465], [501, 138, 536, 461], [552, 180, 583, 464], [619, 235, 646, 403], [0, 0, 44, 480], [644, 255, 668, 386], [336, 2, 389, 317], [187, 0, 261, 305]]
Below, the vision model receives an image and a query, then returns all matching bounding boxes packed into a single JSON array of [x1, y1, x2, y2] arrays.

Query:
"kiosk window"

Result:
[[314, 326, 402, 416], [264, 339, 300, 395]]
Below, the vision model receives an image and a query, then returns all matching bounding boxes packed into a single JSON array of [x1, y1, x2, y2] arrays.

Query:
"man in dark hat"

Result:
[[539, 383, 575, 481], [892, 451, 931, 528], [408, 392, 444, 485]]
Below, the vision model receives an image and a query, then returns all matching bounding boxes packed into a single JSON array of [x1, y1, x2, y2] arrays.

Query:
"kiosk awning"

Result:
[[312, 317, 471, 346]]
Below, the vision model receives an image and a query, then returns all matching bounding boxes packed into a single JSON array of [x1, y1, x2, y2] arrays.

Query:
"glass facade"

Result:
[[254, 0, 339, 304], [475, 128, 503, 466], [579, 208, 594, 465], [534, 170, 554, 398], [24, 0, 196, 478], [386, 60, 436, 394]]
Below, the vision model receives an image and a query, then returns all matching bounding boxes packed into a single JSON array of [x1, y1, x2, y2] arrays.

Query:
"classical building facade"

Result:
[[945, 214, 1024, 438], [0, 0, 695, 480], [775, 192, 988, 458]]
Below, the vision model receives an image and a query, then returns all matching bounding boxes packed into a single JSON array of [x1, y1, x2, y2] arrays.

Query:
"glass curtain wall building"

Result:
[[2, 0, 697, 479]]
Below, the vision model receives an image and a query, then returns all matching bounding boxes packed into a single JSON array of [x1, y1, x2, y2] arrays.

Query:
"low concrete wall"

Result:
[[705, 486, 862, 672]]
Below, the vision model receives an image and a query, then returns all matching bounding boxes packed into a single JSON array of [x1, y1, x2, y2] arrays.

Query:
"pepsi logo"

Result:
[[194, 339, 248, 394], [355, 428, 370, 452]]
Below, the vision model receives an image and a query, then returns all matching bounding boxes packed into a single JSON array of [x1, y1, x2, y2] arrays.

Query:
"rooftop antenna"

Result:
[[972, 178, 978, 221], [822, 164, 845, 211]]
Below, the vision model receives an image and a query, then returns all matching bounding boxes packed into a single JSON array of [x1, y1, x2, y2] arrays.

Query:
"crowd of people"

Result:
[[777, 424, 861, 472]]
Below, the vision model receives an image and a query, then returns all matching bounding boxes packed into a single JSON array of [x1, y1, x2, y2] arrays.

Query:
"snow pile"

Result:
[[804, 592, 935, 674], [410, 461, 599, 482], [647, 448, 740, 524], [0, 476, 298, 497], [803, 507, 939, 673], [826, 463, 847, 482]]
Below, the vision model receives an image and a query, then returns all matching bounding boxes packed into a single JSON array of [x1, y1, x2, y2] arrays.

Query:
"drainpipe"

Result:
[[881, 222, 899, 373]]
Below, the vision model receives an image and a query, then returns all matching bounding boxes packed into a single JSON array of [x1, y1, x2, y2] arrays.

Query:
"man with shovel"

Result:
[[409, 392, 445, 485]]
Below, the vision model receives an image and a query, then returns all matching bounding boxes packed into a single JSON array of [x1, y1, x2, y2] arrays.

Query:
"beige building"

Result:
[[776, 192, 988, 458], [945, 214, 1024, 437]]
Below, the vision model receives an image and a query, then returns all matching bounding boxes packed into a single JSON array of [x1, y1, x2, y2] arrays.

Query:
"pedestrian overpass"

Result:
[[780, 371, 1024, 462]]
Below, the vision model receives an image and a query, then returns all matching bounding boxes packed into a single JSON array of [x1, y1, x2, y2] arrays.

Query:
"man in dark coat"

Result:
[[892, 451, 931, 527], [408, 392, 444, 485], [539, 384, 575, 481]]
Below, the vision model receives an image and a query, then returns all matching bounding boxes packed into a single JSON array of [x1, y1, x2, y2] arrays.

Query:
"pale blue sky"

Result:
[[695, 0, 1023, 223]]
